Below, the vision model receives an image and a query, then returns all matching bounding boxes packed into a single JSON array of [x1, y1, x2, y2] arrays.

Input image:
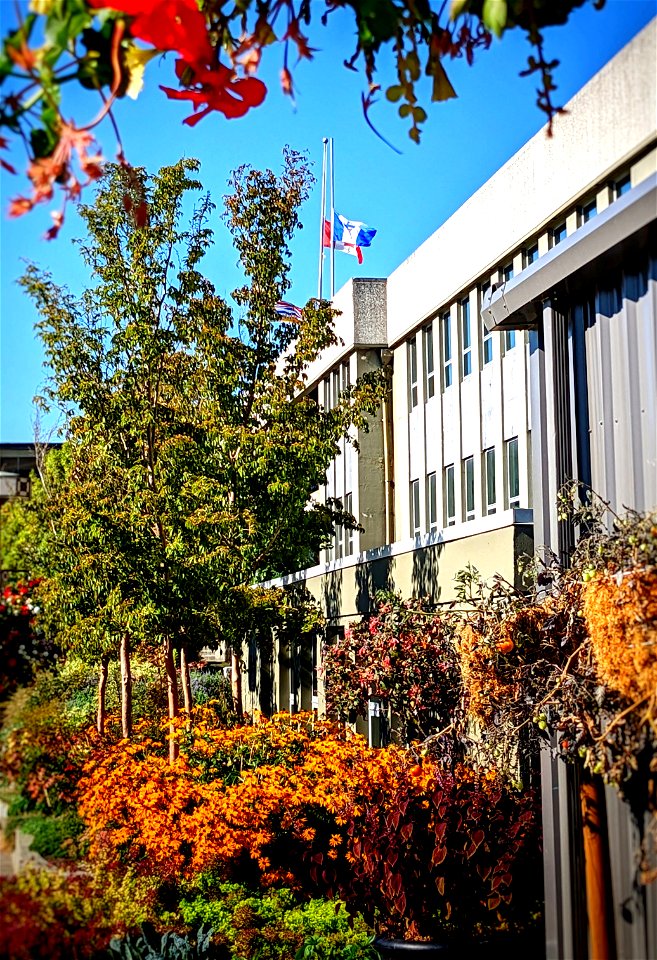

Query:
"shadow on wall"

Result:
[[354, 555, 394, 616], [322, 567, 344, 623], [411, 541, 445, 603]]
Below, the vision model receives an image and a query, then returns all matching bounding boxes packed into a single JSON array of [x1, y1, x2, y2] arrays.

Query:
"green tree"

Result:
[[20, 150, 385, 757]]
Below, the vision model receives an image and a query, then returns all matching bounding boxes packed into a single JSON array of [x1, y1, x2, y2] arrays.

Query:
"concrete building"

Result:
[[244, 20, 656, 959]]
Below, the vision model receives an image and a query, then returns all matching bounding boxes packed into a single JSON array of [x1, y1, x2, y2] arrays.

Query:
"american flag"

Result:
[[274, 300, 303, 321]]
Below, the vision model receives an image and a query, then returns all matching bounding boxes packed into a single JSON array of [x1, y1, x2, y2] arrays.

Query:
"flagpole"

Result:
[[317, 138, 328, 301], [329, 137, 335, 299]]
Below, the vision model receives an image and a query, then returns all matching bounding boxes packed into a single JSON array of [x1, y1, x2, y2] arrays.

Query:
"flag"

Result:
[[323, 212, 377, 264], [274, 300, 303, 321]]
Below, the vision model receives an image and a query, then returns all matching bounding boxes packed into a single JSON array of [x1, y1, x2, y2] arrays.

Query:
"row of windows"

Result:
[[408, 297, 517, 407], [407, 169, 634, 409], [323, 361, 350, 409], [410, 438, 520, 536], [326, 491, 355, 560]]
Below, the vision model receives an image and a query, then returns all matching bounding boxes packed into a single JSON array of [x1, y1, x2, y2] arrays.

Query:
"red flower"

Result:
[[161, 60, 266, 124], [88, 0, 213, 69]]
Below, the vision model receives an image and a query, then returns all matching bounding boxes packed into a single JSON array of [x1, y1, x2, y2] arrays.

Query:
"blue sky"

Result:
[[1, 0, 655, 442]]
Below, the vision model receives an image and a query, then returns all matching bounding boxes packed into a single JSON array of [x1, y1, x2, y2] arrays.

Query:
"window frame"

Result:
[[441, 311, 453, 390], [463, 456, 475, 521], [408, 338, 419, 409], [460, 297, 472, 379], [484, 446, 496, 515], [410, 478, 421, 537], [506, 437, 520, 508], [552, 221, 567, 246], [444, 464, 455, 527], [423, 323, 435, 400], [426, 471, 437, 534]]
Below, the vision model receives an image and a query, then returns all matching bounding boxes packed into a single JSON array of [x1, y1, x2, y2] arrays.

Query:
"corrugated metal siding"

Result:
[[584, 250, 657, 514], [568, 243, 657, 959]]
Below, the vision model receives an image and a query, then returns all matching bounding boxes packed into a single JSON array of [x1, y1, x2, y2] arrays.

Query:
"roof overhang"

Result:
[[480, 172, 657, 332]]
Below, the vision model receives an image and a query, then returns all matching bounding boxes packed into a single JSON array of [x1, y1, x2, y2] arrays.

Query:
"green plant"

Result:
[[107, 925, 215, 960], [4, 808, 85, 861], [176, 883, 377, 960]]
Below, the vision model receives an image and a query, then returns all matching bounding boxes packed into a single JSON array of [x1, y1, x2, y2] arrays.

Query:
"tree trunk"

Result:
[[97, 654, 109, 736], [231, 650, 243, 717], [180, 643, 193, 718], [165, 637, 179, 762], [120, 633, 132, 738]]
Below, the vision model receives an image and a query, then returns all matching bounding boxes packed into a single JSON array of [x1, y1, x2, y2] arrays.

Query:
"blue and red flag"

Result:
[[323, 212, 377, 264]]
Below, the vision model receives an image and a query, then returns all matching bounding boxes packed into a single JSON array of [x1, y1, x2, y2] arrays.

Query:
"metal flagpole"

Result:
[[329, 137, 335, 298], [317, 137, 328, 300]]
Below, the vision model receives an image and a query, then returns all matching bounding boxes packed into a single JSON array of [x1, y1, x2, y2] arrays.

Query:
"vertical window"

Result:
[[408, 338, 418, 409], [423, 324, 435, 400], [482, 322, 493, 365], [552, 222, 567, 246], [506, 437, 520, 508], [484, 447, 496, 515], [505, 329, 516, 351], [525, 243, 539, 266], [463, 456, 475, 521], [442, 312, 453, 389], [426, 472, 437, 533], [341, 361, 350, 393], [444, 465, 455, 527], [460, 298, 472, 378], [331, 368, 340, 408], [410, 479, 421, 537], [582, 198, 597, 223], [344, 492, 354, 556], [502, 262, 514, 283], [615, 174, 631, 198]]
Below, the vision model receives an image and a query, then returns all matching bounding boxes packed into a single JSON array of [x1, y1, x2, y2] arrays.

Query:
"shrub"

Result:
[[0, 861, 158, 959], [177, 883, 377, 960]]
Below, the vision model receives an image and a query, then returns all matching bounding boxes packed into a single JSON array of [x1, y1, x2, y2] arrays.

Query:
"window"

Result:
[[331, 368, 340, 408], [525, 243, 539, 267], [502, 262, 514, 283], [341, 361, 350, 393], [615, 174, 631, 198], [484, 447, 496, 515], [444, 465, 455, 527], [423, 324, 435, 400], [582, 198, 597, 223], [505, 329, 516, 351], [426, 472, 437, 533], [441, 312, 453, 389], [552, 222, 567, 246], [463, 456, 475, 521], [410, 479, 421, 537], [506, 437, 520, 508], [408, 338, 418, 409], [460, 298, 472, 378], [482, 321, 493, 365], [344, 492, 354, 556]]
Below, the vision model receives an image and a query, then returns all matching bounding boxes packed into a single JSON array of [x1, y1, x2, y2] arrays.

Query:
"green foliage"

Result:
[[176, 883, 377, 960], [0, 654, 164, 816], [4, 809, 85, 861], [19, 152, 385, 673]]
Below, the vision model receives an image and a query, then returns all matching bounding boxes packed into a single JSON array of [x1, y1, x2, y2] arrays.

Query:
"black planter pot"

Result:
[[373, 938, 451, 958]]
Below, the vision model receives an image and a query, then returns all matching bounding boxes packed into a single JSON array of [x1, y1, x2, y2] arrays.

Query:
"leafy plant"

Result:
[[323, 592, 461, 746]]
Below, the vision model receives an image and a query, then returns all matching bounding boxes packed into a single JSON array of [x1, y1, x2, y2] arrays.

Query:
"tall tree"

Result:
[[20, 150, 385, 758]]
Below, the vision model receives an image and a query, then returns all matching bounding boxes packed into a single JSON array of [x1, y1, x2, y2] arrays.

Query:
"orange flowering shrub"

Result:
[[78, 712, 376, 886], [583, 568, 657, 705], [77, 710, 542, 942]]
